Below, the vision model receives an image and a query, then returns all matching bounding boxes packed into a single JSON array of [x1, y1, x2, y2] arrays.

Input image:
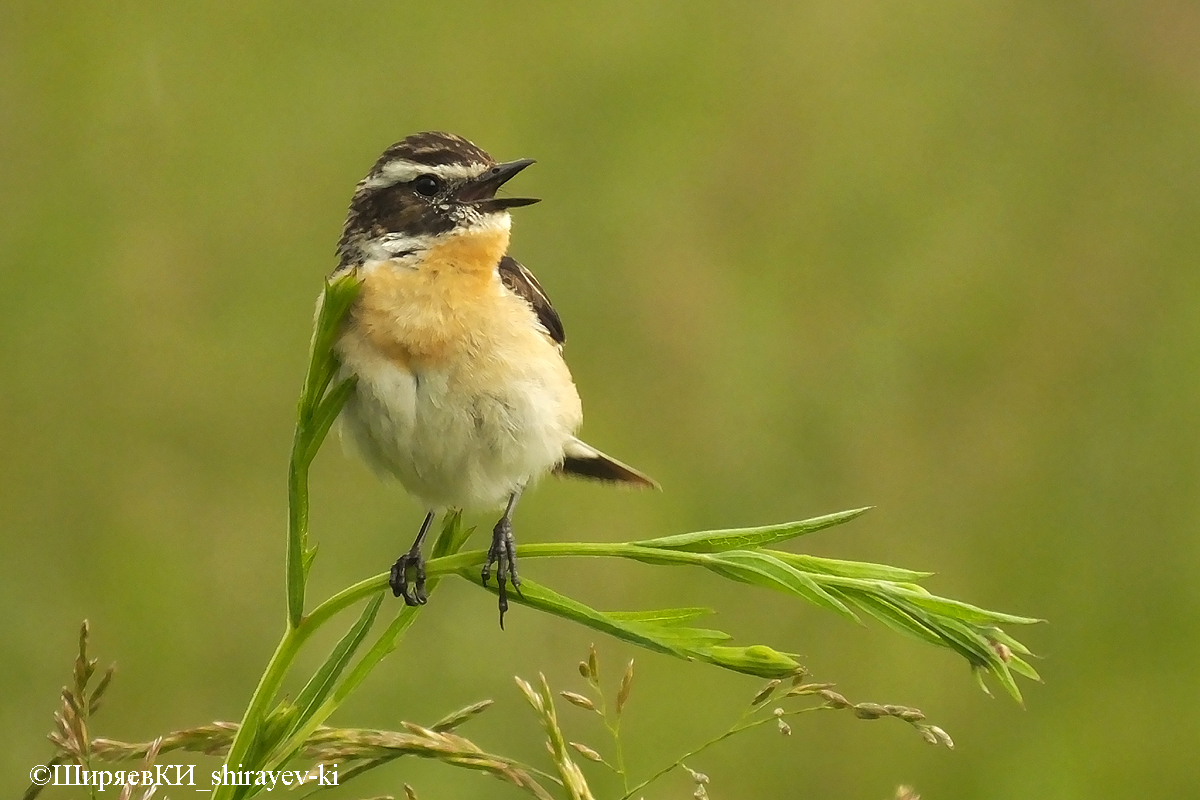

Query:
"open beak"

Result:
[[457, 158, 540, 211]]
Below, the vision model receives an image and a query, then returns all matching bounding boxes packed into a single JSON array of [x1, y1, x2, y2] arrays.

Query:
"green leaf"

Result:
[[769, 552, 933, 582], [1008, 654, 1043, 682], [302, 544, 318, 580], [477, 577, 688, 659], [644, 626, 733, 647], [290, 591, 384, 734], [633, 507, 871, 552], [284, 274, 362, 631], [990, 661, 1024, 704], [301, 272, 361, 416], [707, 551, 860, 623], [431, 511, 473, 558], [935, 620, 999, 668], [885, 586, 1044, 627], [846, 593, 946, 649], [466, 575, 803, 678], [606, 608, 715, 626], [300, 376, 357, 466], [983, 626, 1035, 656]]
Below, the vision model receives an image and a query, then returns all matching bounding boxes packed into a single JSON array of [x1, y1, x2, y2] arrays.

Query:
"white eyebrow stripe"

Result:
[[364, 159, 488, 188]]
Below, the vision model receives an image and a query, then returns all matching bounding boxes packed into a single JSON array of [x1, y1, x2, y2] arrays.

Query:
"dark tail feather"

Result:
[[555, 438, 659, 489]]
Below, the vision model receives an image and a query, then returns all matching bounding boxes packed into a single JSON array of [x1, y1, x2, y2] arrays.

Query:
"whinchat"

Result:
[[330, 132, 656, 624]]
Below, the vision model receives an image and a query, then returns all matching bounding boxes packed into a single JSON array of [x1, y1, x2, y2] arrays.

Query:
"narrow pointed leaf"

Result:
[[641, 627, 733, 647], [991, 661, 1024, 704], [709, 551, 859, 622], [302, 273, 361, 414], [847, 594, 946, 649], [605, 608, 715, 626], [769, 552, 933, 582], [465, 575, 802, 678], [301, 377, 357, 466], [983, 626, 1035, 656], [302, 544, 318, 580], [290, 591, 384, 734], [466, 575, 686, 659], [1008, 655, 1042, 682], [431, 511, 473, 558], [887, 587, 1044, 627], [633, 507, 871, 553]]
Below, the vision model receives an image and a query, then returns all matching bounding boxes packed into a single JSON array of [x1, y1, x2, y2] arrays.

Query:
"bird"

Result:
[[329, 131, 657, 625]]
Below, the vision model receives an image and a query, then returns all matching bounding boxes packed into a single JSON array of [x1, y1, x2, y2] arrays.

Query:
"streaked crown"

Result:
[[336, 132, 537, 270]]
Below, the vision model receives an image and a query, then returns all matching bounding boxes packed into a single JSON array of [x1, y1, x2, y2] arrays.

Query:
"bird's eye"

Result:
[[412, 175, 441, 197]]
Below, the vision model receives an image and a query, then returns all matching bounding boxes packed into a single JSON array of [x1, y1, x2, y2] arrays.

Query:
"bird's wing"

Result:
[[498, 255, 565, 345]]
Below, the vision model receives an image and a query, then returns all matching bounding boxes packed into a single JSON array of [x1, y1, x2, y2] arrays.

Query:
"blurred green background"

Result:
[[3, 2, 1198, 798]]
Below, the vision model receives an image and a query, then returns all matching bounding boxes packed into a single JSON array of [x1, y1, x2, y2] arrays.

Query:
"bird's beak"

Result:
[[457, 158, 540, 211]]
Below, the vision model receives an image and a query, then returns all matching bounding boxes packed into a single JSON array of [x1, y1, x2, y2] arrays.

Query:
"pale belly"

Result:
[[337, 344, 582, 510]]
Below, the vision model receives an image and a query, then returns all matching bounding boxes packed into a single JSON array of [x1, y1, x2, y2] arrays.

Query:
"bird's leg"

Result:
[[390, 510, 435, 606], [481, 488, 524, 627]]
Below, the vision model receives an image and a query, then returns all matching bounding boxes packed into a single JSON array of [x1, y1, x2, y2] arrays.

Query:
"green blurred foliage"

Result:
[[2, 2, 1197, 798]]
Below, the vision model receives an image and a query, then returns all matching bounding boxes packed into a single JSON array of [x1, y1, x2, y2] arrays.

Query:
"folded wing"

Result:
[[498, 255, 565, 345]]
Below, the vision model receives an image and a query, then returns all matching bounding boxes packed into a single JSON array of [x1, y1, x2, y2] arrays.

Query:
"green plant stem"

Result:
[[224, 529, 672, 790], [303, 539, 903, 625], [218, 629, 305, 791], [214, 594, 423, 799], [258, 519, 471, 779], [586, 681, 629, 793], [286, 456, 309, 628], [606, 716, 629, 795], [304, 542, 712, 625], [619, 707, 822, 800]]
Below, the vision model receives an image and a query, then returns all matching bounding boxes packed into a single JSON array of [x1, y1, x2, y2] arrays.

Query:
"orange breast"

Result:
[[349, 226, 515, 368]]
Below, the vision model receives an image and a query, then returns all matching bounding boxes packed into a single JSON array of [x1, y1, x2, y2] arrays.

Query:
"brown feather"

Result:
[[498, 255, 565, 345]]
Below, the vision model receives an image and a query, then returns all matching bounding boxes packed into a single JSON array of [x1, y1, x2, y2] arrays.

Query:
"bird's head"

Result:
[[336, 131, 538, 270]]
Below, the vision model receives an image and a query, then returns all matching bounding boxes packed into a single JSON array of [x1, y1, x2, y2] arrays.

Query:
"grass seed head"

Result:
[[587, 645, 599, 683], [431, 700, 493, 732], [818, 689, 850, 709], [750, 679, 781, 706], [560, 691, 598, 712], [616, 660, 635, 714], [786, 682, 836, 697], [569, 741, 604, 762], [853, 703, 888, 720]]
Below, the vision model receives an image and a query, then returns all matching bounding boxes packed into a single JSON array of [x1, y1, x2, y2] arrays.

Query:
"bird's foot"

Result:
[[389, 545, 427, 606], [481, 516, 521, 627]]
